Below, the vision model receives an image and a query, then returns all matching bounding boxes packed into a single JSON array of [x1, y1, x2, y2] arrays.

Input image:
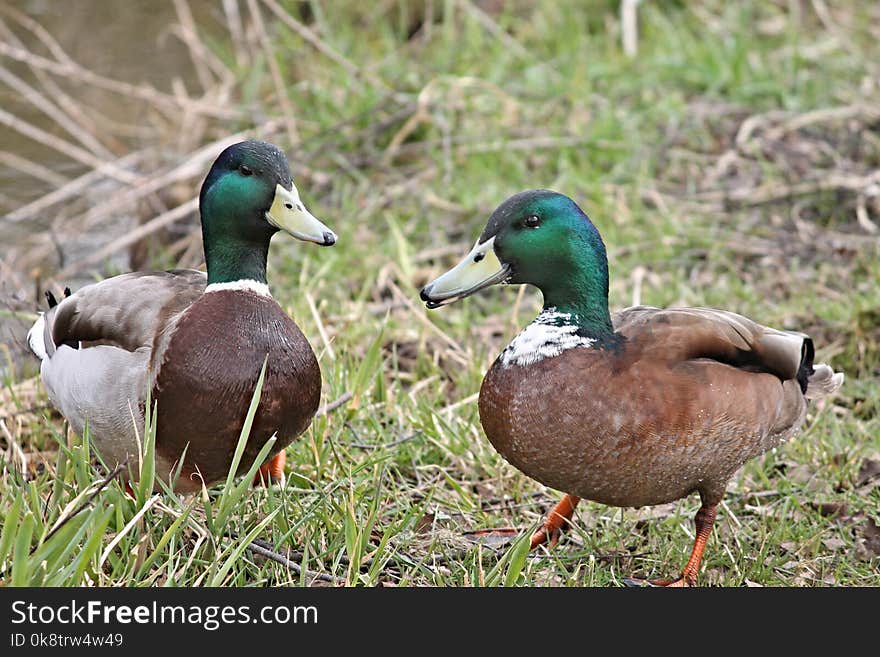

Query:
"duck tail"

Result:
[[805, 363, 845, 400], [27, 313, 48, 361], [30, 287, 73, 361], [795, 337, 844, 399]]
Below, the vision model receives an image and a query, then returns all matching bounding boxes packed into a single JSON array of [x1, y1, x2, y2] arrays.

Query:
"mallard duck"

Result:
[[27, 140, 337, 492], [420, 189, 844, 586]]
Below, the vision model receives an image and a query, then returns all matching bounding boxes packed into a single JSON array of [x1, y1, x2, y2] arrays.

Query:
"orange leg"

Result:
[[530, 494, 581, 550], [253, 451, 286, 487], [624, 503, 718, 587]]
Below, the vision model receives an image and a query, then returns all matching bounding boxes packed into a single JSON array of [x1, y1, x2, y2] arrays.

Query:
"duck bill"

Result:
[[420, 236, 509, 309], [266, 183, 337, 246]]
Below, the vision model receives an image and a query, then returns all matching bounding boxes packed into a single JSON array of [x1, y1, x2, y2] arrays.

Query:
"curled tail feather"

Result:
[[794, 336, 843, 400], [805, 364, 844, 400], [28, 287, 76, 362]]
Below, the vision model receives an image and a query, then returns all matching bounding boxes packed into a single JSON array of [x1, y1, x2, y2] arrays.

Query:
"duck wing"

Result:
[[33, 269, 206, 357], [608, 305, 842, 503], [612, 305, 820, 390], [27, 270, 206, 468]]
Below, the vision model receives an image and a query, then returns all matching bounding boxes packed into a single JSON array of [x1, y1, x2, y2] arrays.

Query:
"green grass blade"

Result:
[[215, 435, 277, 529], [31, 514, 89, 572], [137, 398, 158, 504], [209, 508, 279, 586], [0, 491, 23, 566], [51, 445, 69, 517], [71, 506, 115, 585], [136, 499, 195, 579], [11, 512, 35, 586], [202, 487, 216, 536], [223, 356, 267, 492], [343, 500, 360, 580], [503, 534, 530, 587], [349, 323, 385, 412]]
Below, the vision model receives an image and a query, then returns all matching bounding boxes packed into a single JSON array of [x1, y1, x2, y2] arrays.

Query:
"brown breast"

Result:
[[151, 290, 320, 490], [478, 337, 807, 508]]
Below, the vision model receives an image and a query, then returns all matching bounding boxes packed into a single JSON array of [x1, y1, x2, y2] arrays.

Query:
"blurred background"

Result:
[[0, 1, 878, 585]]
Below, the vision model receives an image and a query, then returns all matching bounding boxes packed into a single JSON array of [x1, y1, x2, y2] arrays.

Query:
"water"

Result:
[[1, 0, 221, 377]]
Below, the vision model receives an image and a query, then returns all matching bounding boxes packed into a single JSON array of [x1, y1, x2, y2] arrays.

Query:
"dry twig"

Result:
[[244, 539, 343, 584]]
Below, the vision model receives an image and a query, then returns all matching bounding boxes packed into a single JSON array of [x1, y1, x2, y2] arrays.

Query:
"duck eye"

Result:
[[239, 164, 253, 176], [524, 214, 540, 228]]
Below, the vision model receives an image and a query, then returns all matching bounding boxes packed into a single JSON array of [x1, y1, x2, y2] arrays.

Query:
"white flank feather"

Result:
[[27, 313, 48, 361]]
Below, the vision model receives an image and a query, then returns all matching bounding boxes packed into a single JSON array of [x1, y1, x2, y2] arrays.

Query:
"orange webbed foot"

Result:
[[622, 575, 693, 588], [621, 502, 718, 588], [530, 494, 581, 550], [253, 451, 286, 487]]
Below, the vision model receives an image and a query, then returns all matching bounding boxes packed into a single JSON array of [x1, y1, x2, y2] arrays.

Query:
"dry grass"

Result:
[[1, 0, 878, 586]]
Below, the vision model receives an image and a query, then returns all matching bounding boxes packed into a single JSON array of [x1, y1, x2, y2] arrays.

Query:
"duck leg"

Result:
[[253, 451, 286, 486], [530, 494, 581, 549], [625, 502, 718, 587], [462, 493, 580, 546]]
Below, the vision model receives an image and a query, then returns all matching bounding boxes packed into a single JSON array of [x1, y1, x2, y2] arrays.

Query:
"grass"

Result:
[[1, 0, 879, 587]]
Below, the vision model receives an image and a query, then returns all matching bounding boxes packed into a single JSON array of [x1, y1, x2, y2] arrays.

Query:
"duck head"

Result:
[[199, 140, 336, 285], [420, 189, 614, 335]]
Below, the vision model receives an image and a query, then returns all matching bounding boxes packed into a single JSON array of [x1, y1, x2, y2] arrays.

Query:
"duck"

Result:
[[27, 140, 337, 492], [420, 189, 844, 586]]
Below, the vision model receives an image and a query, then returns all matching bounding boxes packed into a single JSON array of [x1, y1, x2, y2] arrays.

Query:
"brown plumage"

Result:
[[480, 307, 819, 510], [30, 272, 321, 492], [421, 189, 844, 586], [28, 141, 336, 492], [479, 307, 842, 586], [153, 289, 320, 491]]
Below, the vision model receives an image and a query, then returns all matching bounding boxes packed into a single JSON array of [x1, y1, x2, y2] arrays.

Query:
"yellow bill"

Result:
[[420, 236, 510, 308], [266, 183, 336, 246]]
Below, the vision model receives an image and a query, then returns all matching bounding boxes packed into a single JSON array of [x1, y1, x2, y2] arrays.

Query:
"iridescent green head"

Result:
[[199, 140, 336, 285], [421, 189, 614, 335]]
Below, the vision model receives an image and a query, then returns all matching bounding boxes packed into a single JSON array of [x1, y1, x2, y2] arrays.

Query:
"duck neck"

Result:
[[204, 235, 271, 285], [200, 196, 276, 285], [539, 269, 615, 341]]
